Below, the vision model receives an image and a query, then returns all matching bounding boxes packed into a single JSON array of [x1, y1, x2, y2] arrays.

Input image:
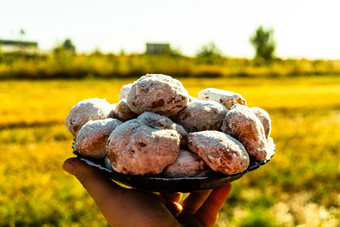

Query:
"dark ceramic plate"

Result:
[[72, 139, 275, 192]]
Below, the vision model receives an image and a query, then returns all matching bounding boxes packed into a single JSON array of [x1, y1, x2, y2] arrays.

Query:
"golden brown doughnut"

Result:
[[221, 104, 268, 161], [197, 88, 247, 110], [188, 130, 249, 175], [126, 74, 190, 116], [251, 107, 271, 138], [107, 119, 180, 175], [65, 98, 115, 136], [74, 119, 122, 159], [163, 150, 211, 177], [115, 99, 138, 122], [176, 100, 227, 132], [137, 112, 188, 147]]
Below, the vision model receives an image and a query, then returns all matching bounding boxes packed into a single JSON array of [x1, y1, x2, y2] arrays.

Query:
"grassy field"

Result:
[[1, 76, 340, 226]]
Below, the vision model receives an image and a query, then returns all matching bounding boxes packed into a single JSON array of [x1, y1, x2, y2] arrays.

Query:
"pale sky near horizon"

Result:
[[1, 0, 340, 59]]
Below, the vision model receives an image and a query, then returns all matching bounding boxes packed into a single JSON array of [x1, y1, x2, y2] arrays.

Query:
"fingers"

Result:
[[63, 158, 180, 226], [195, 184, 232, 227], [181, 189, 212, 213], [159, 192, 183, 216], [160, 192, 182, 203], [63, 158, 128, 224]]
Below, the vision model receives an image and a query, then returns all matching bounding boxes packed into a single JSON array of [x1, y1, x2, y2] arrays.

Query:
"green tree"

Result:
[[62, 38, 76, 53], [54, 38, 76, 54], [250, 26, 276, 62], [196, 42, 222, 64]]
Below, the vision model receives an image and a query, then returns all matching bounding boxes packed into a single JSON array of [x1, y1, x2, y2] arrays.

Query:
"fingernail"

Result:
[[63, 160, 76, 175]]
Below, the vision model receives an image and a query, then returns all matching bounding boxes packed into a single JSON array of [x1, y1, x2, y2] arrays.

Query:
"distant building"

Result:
[[146, 43, 170, 55], [0, 39, 39, 54]]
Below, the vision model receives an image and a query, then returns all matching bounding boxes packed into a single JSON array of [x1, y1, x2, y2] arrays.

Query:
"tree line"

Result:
[[49, 26, 275, 63], [1, 26, 339, 79]]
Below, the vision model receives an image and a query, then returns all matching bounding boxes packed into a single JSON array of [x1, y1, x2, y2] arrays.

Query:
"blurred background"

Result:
[[1, 0, 339, 226]]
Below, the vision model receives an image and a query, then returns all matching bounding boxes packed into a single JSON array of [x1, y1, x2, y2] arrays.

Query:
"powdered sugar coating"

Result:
[[75, 119, 122, 159], [163, 150, 211, 177], [115, 99, 138, 122], [176, 100, 227, 132], [126, 74, 190, 116], [137, 112, 188, 147], [251, 107, 271, 138], [108, 104, 117, 118], [188, 131, 249, 175], [198, 88, 247, 110], [65, 98, 115, 136], [119, 83, 133, 100], [107, 119, 180, 175], [221, 104, 268, 161]]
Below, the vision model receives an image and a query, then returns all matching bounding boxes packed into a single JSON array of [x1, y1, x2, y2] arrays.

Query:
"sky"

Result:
[[1, 0, 340, 59]]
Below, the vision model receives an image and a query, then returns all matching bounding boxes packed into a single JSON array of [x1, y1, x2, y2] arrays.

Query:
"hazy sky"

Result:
[[1, 0, 340, 59]]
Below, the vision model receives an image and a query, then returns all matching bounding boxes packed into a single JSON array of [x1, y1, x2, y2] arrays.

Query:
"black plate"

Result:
[[72, 140, 275, 192]]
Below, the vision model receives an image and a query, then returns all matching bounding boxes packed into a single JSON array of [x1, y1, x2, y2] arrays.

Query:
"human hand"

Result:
[[63, 158, 232, 227]]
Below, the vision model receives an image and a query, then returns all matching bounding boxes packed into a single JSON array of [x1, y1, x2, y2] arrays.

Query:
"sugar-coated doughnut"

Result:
[[74, 119, 122, 159], [115, 99, 138, 122], [126, 74, 190, 116], [197, 88, 247, 110], [176, 100, 227, 132], [221, 104, 268, 161], [188, 131, 249, 175], [251, 107, 271, 138], [65, 98, 115, 136], [108, 103, 117, 118], [137, 112, 188, 147], [163, 150, 211, 177], [119, 83, 133, 100], [107, 119, 180, 175]]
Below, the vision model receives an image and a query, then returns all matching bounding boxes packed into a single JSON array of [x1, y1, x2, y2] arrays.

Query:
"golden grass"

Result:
[[1, 76, 340, 226], [1, 53, 340, 79], [1, 76, 340, 126]]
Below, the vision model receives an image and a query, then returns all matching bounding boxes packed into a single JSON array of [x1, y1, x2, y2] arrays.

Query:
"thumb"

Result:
[[63, 158, 128, 225], [63, 157, 105, 190], [63, 157, 123, 194]]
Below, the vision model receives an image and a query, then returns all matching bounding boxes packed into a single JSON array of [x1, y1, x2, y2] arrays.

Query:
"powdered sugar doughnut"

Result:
[[221, 104, 268, 161], [126, 74, 190, 116], [107, 119, 180, 175], [108, 103, 117, 118], [65, 98, 115, 136], [198, 88, 247, 110], [137, 112, 188, 147], [74, 119, 122, 159], [115, 99, 138, 122], [163, 150, 211, 177], [176, 100, 227, 132], [251, 107, 271, 138], [119, 83, 133, 100], [188, 131, 249, 175]]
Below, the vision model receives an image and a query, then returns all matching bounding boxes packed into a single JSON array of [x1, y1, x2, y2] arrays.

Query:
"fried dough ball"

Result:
[[176, 100, 227, 132], [115, 99, 138, 122], [108, 103, 117, 118], [188, 131, 249, 175], [107, 119, 180, 175], [126, 74, 190, 116], [119, 83, 133, 100], [251, 107, 271, 138], [188, 96, 197, 103], [137, 112, 188, 147], [163, 150, 211, 177], [74, 119, 122, 159], [221, 104, 268, 161], [197, 88, 247, 110], [65, 98, 115, 136]]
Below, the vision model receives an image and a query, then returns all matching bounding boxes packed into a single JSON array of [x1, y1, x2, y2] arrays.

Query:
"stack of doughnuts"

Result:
[[65, 74, 274, 177]]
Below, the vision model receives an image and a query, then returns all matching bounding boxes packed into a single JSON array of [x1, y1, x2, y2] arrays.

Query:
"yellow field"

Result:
[[1, 76, 340, 226]]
